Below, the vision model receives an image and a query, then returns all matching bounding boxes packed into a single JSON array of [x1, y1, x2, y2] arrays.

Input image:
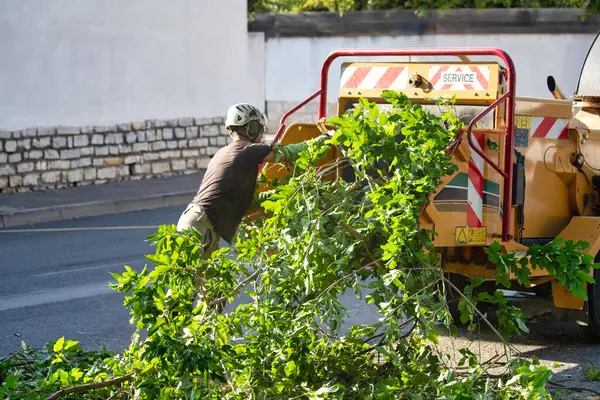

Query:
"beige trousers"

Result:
[[176, 203, 225, 312], [176, 203, 221, 259]]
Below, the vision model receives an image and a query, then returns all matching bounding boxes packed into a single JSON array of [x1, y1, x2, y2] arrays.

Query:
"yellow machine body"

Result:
[[258, 43, 600, 313]]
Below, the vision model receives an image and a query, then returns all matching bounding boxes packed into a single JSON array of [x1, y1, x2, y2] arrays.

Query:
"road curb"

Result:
[[0, 191, 195, 229]]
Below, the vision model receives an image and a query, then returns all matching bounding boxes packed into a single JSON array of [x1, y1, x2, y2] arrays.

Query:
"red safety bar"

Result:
[[270, 47, 516, 242]]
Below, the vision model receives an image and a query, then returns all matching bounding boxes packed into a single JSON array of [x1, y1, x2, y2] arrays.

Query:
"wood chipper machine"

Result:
[[256, 32, 600, 340]]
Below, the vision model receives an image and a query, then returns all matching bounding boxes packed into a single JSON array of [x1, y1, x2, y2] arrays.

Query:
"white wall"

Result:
[[266, 34, 596, 107], [0, 0, 264, 131], [247, 32, 266, 113], [2, 2, 594, 132]]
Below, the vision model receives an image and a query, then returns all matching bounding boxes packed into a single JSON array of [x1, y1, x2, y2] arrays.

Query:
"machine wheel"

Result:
[[586, 261, 600, 341]]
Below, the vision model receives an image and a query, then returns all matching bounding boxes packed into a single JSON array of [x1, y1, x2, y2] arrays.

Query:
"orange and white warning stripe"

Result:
[[340, 66, 409, 90], [467, 133, 485, 228], [530, 117, 569, 139], [428, 66, 490, 91]]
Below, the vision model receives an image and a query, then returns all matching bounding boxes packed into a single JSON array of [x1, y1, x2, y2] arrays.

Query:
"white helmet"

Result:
[[225, 103, 267, 129], [225, 103, 267, 141]]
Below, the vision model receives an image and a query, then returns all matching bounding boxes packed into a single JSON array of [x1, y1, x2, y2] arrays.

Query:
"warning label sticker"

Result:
[[515, 115, 531, 147], [455, 226, 487, 245], [429, 66, 490, 91]]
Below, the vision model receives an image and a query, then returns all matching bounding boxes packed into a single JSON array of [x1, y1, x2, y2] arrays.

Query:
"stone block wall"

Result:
[[0, 117, 230, 194], [0, 102, 341, 194]]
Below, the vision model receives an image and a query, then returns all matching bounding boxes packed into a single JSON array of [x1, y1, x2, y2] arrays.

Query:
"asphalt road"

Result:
[[0, 206, 599, 397], [0, 206, 183, 357]]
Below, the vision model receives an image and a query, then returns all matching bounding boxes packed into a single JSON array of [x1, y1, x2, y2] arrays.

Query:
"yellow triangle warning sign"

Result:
[[454, 226, 487, 245], [456, 227, 468, 244]]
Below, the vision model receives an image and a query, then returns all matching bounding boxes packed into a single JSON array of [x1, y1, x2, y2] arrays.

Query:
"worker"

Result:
[[176, 103, 334, 260]]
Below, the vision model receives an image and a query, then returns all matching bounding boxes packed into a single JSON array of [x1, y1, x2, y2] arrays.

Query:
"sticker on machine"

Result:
[[428, 66, 490, 91], [529, 116, 569, 139], [514, 115, 569, 145], [340, 65, 409, 90], [514, 115, 531, 147], [455, 226, 487, 245]]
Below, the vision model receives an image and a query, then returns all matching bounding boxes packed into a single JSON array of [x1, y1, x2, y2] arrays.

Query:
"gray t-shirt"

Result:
[[192, 139, 272, 243]]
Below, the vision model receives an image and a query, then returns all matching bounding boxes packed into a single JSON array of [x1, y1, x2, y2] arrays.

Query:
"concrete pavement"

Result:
[[0, 171, 204, 228]]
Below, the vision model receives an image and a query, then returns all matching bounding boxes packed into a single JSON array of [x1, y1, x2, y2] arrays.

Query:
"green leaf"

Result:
[[58, 369, 70, 387], [148, 264, 173, 278], [515, 315, 530, 334], [532, 368, 553, 387], [53, 337, 65, 352], [47, 371, 59, 384], [284, 360, 297, 377], [579, 270, 596, 284], [588, 364, 600, 381], [4, 374, 17, 389], [470, 277, 484, 288], [63, 340, 79, 351], [70, 368, 84, 382], [274, 382, 286, 393]]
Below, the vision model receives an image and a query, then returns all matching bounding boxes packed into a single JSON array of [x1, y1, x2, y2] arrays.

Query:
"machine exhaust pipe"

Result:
[[547, 75, 566, 100]]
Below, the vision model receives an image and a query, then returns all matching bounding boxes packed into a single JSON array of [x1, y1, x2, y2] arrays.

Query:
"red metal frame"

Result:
[[271, 47, 516, 242], [273, 89, 322, 140]]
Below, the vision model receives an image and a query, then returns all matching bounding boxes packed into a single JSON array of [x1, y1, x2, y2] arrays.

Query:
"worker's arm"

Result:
[[262, 118, 336, 164], [262, 148, 283, 163]]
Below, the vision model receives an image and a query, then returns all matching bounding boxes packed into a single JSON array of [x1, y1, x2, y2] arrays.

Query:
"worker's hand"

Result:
[[316, 117, 337, 136]]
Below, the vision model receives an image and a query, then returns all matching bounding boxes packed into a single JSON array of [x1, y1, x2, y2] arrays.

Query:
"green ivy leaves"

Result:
[[485, 237, 600, 301]]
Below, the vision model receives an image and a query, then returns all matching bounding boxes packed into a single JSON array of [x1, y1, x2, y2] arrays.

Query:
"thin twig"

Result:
[[364, 332, 385, 343], [480, 352, 502, 367], [45, 373, 134, 400], [314, 264, 372, 301], [208, 270, 260, 307], [107, 388, 123, 400], [6, 360, 35, 368], [220, 360, 237, 394], [338, 220, 385, 272], [443, 277, 521, 357], [315, 158, 349, 178], [460, 371, 505, 379], [475, 352, 508, 381], [356, 317, 416, 356], [339, 220, 366, 241], [356, 336, 387, 356], [0, 352, 23, 364], [383, 279, 442, 318]]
